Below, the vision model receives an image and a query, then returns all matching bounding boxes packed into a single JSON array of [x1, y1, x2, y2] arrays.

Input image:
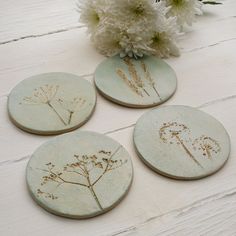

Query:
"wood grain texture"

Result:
[[0, 0, 236, 235], [0, 98, 236, 236], [0, 0, 81, 43]]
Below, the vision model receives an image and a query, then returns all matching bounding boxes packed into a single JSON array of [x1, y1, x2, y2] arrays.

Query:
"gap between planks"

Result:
[[0, 9, 235, 47], [0, 25, 85, 46], [0, 14, 235, 55], [0, 93, 235, 168], [183, 37, 236, 53], [104, 186, 236, 236]]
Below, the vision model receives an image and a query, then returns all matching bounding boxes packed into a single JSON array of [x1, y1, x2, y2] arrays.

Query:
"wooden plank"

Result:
[[0, 0, 80, 43], [0, 1, 235, 96], [0, 0, 235, 44], [0, 37, 236, 162], [179, 17, 236, 52], [110, 188, 236, 236], [0, 28, 102, 96], [0, 97, 235, 236], [0, 14, 236, 96], [0, 1, 235, 235]]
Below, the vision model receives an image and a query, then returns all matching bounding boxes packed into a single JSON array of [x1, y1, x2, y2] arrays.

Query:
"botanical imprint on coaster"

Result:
[[20, 84, 86, 126], [36, 145, 127, 210], [116, 58, 162, 100], [159, 122, 221, 169]]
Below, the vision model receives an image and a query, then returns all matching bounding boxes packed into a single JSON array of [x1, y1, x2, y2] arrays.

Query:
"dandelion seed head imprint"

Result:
[[159, 121, 204, 168], [159, 122, 190, 144], [193, 135, 221, 159]]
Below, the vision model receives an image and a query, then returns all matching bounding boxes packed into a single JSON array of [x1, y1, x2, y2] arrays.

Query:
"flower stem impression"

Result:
[[58, 97, 86, 125], [140, 60, 162, 100], [22, 84, 87, 126], [159, 122, 204, 168], [116, 57, 162, 100], [23, 84, 67, 125], [37, 145, 127, 210], [192, 135, 221, 159]]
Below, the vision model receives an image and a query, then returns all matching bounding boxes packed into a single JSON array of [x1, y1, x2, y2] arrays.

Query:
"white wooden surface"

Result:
[[0, 1, 236, 235]]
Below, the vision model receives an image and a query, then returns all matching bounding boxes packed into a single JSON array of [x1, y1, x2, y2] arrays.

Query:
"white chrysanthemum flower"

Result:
[[93, 22, 153, 58], [92, 24, 122, 57], [78, 0, 181, 58], [165, 0, 203, 27], [109, 0, 159, 23], [105, 0, 176, 58], [119, 32, 153, 58], [150, 18, 180, 58], [77, 0, 108, 34]]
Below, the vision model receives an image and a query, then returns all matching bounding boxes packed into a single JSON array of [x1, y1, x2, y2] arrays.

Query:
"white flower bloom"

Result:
[[109, 0, 160, 24], [105, 0, 178, 58], [151, 16, 180, 58], [77, 0, 108, 34], [119, 32, 153, 58], [78, 0, 182, 58], [93, 25, 122, 57], [165, 0, 203, 27], [93, 22, 153, 58]]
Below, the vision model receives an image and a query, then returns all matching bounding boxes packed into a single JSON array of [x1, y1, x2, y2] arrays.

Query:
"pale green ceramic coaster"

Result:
[[26, 131, 133, 218], [94, 55, 177, 108], [134, 106, 230, 180], [8, 73, 96, 135]]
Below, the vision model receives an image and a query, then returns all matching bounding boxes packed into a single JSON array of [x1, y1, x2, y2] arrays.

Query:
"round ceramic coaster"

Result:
[[26, 131, 133, 219], [8, 73, 96, 135], [94, 55, 177, 108], [134, 106, 230, 180]]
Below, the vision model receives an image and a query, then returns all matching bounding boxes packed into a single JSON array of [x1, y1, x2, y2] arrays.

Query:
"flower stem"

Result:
[[88, 185, 103, 210], [143, 88, 150, 96], [205, 146, 212, 159], [85, 168, 103, 210], [153, 85, 162, 101], [68, 111, 74, 125], [47, 102, 67, 126], [175, 135, 204, 169]]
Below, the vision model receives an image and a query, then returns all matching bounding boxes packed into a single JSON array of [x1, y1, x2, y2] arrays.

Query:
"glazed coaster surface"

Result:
[[8, 73, 96, 135], [134, 106, 230, 179], [26, 131, 133, 218], [94, 55, 177, 108]]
